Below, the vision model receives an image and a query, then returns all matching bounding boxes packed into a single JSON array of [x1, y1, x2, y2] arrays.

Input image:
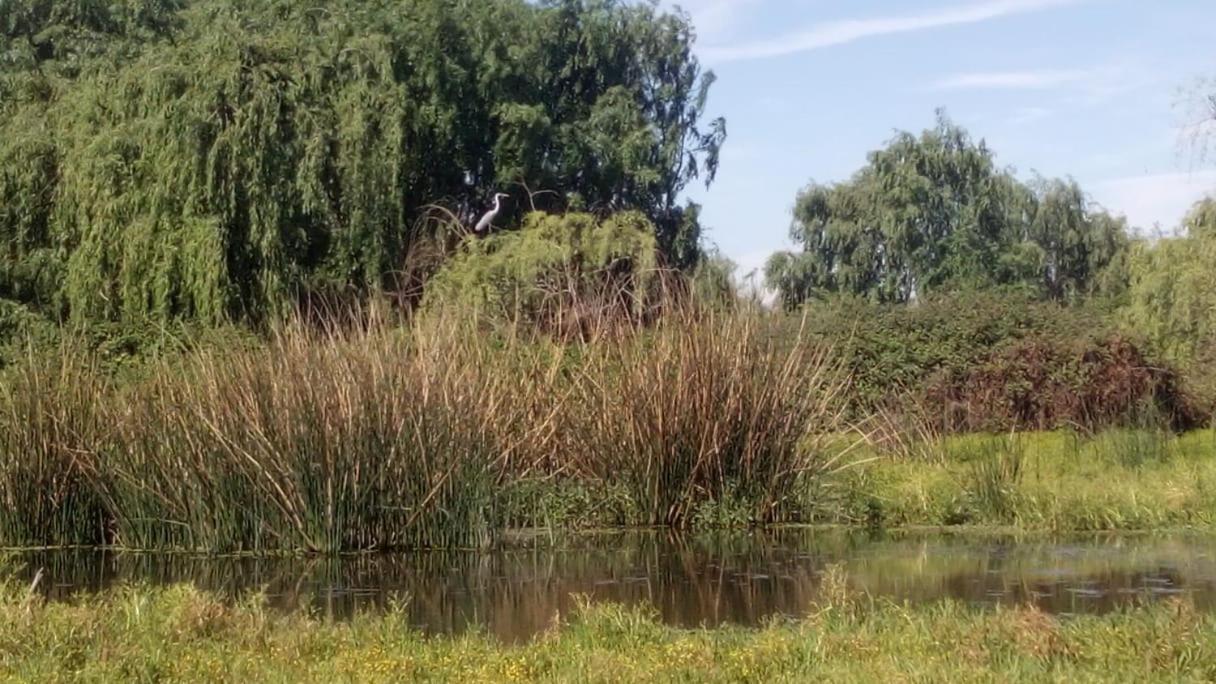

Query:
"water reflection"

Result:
[[8, 530, 1216, 642]]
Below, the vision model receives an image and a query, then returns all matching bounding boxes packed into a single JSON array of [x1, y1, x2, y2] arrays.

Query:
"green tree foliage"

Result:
[[1, 0, 181, 77], [1123, 199, 1216, 364], [688, 247, 738, 307], [0, 0, 724, 325], [766, 114, 1128, 307], [424, 211, 658, 329]]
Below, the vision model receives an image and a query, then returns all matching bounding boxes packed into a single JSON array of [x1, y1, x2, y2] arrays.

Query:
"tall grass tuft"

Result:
[[859, 398, 945, 463], [960, 434, 1026, 522], [568, 309, 847, 526], [93, 311, 552, 553], [0, 348, 108, 547], [0, 298, 848, 551], [1091, 401, 1174, 468]]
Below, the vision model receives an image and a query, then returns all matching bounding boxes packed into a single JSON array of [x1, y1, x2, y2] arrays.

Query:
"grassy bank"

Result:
[[821, 430, 1216, 531], [0, 579, 1213, 682], [506, 429, 1216, 533]]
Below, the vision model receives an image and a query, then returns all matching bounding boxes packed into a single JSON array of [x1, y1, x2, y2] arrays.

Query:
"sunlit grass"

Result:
[[0, 580, 1213, 682], [827, 429, 1216, 531]]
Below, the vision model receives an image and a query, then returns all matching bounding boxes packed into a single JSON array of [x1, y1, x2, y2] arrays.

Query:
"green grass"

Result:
[[1, 579, 1214, 682], [826, 429, 1216, 531], [487, 426, 1214, 536]]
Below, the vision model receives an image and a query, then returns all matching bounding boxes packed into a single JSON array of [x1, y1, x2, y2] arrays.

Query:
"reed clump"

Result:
[[0, 301, 846, 552], [97, 311, 552, 553], [0, 348, 108, 548], [566, 310, 848, 526]]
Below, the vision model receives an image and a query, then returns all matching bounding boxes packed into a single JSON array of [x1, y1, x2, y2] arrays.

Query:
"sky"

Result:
[[664, 0, 1216, 281]]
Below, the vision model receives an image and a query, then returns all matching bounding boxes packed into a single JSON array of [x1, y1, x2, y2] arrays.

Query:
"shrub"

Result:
[[927, 336, 1198, 432], [791, 291, 1201, 432], [424, 211, 660, 337]]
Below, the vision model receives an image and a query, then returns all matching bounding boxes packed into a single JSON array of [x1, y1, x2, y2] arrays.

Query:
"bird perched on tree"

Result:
[[473, 193, 510, 234]]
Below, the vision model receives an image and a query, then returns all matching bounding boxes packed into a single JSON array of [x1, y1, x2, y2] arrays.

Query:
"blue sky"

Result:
[[666, 0, 1216, 280]]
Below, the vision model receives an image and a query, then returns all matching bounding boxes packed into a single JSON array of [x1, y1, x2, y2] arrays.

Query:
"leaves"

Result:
[[0, 0, 725, 325], [1123, 199, 1216, 365], [766, 113, 1128, 306]]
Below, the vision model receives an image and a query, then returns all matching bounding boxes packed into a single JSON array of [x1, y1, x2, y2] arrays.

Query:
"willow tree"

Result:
[[424, 211, 659, 332], [1123, 199, 1216, 363], [0, 0, 181, 76], [765, 114, 1128, 307], [0, 0, 724, 325]]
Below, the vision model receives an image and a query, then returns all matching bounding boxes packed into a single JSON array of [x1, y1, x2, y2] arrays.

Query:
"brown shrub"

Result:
[[925, 335, 1200, 433]]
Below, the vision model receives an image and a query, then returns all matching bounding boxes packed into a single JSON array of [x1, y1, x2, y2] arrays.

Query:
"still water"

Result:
[[9, 530, 1216, 642]]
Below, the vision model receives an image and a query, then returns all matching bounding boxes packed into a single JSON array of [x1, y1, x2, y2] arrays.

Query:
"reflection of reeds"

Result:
[[11, 531, 834, 640], [12, 531, 1216, 643]]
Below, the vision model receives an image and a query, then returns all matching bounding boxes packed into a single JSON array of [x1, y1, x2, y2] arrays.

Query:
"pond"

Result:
[[8, 530, 1216, 643]]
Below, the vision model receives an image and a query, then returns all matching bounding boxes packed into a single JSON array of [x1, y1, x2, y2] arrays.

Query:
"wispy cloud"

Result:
[[932, 69, 1094, 90], [929, 62, 1153, 109], [1090, 170, 1216, 232], [699, 0, 1082, 64]]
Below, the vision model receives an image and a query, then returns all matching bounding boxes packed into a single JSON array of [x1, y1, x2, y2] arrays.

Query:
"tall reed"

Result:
[[567, 310, 847, 526], [960, 434, 1026, 522], [0, 301, 847, 551], [94, 312, 551, 553], [0, 348, 108, 547]]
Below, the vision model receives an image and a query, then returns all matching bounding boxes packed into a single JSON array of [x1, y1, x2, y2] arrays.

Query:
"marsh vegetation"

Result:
[[2, 575, 1215, 682], [4, 0, 1216, 678]]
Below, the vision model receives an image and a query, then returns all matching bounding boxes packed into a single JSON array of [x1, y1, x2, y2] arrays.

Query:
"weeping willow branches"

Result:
[[0, 0, 725, 325]]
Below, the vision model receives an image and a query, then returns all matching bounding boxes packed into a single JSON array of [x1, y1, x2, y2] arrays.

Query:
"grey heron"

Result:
[[473, 193, 510, 234]]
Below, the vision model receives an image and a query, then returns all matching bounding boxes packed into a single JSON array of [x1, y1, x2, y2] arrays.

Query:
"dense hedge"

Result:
[[793, 292, 1202, 431]]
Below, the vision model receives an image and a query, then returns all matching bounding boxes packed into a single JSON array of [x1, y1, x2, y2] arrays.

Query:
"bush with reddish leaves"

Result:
[[926, 336, 1199, 433], [792, 291, 1205, 433]]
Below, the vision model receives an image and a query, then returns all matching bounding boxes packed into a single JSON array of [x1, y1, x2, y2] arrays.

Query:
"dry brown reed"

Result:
[[0, 297, 847, 551]]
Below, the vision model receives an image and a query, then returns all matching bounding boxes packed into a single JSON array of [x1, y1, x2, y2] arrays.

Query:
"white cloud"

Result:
[[1090, 170, 1216, 233], [930, 62, 1153, 108], [932, 69, 1093, 90], [699, 0, 1082, 64]]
